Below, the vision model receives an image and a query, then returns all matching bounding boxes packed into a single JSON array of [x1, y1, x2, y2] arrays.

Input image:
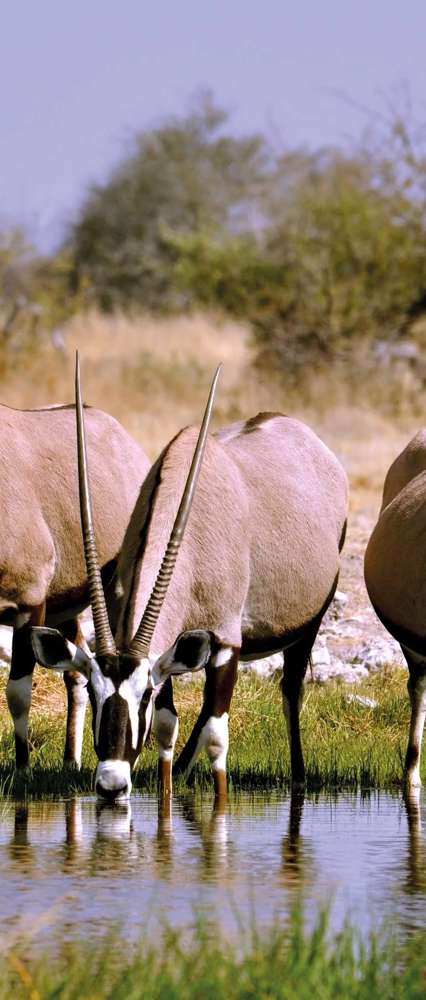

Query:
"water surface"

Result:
[[1, 790, 425, 945]]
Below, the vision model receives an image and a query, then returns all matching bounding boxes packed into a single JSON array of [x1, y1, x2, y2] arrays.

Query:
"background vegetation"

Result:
[[2, 93, 426, 408]]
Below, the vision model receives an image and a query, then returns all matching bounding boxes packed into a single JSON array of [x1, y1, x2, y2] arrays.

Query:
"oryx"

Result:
[[32, 359, 348, 800], [364, 429, 426, 791], [1, 398, 149, 769]]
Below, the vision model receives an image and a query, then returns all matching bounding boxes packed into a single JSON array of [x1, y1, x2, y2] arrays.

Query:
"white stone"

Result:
[[352, 666, 369, 681], [239, 653, 283, 680], [334, 591, 348, 605], [307, 666, 329, 684], [311, 644, 331, 667], [346, 694, 378, 709]]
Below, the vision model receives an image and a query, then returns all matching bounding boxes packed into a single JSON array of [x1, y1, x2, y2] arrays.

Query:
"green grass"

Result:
[[1, 910, 426, 999], [0, 668, 413, 797]]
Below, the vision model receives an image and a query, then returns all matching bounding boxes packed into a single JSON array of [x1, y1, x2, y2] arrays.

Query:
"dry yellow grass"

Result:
[[0, 308, 416, 456], [0, 311, 261, 456]]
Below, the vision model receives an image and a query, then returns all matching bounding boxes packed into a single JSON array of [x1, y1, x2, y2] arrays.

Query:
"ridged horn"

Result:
[[129, 365, 222, 657], [75, 352, 116, 657]]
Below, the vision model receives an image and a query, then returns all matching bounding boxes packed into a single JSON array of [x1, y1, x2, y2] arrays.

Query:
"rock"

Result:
[[352, 640, 405, 673], [346, 694, 378, 709], [239, 653, 283, 680], [328, 661, 351, 679], [352, 665, 369, 681], [311, 643, 331, 667], [334, 590, 348, 606], [323, 591, 349, 623], [307, 665, 329, 684], [309, 660, 345, 683]]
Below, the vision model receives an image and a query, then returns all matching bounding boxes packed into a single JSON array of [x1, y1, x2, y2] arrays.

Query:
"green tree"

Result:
[[0, 228, 80, 350], [69, 94, 271, 311], [250, 148, 426, 375]]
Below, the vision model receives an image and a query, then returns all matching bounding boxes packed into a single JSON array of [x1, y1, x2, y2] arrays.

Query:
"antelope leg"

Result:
[[61, 617, 89, 769], [153, 677, 179, 796], [402, 646, 426, 789], [173, 645, 238, 798], [281, 626, 319, 787], [6, 602, 45, 769]]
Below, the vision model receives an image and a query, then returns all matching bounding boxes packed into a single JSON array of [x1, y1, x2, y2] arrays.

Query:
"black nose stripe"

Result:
[[96, 689, 152, 764], [97, 693, 130, 759]]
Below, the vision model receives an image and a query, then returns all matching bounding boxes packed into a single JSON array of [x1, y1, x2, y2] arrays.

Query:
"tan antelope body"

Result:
[[33, 367, 348, 801], [365, 429, 426, 790], [118, 413, 347, 658], [1, 401, 149, 768], [115, 412, 348, 793]]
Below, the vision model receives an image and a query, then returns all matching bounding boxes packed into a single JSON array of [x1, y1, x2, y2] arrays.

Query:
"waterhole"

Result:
[[0, 790, 425, 945]]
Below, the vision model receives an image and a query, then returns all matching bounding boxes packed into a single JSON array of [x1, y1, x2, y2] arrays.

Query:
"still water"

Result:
[[0, 791, 425, 945]]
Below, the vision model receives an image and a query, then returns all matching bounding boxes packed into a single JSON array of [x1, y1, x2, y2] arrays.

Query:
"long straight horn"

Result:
[[75, 352, 116, 657], [129, 365, 222, 657]]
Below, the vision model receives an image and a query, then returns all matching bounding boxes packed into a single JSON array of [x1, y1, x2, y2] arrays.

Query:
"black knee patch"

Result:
[[174, 631, 211, 670]]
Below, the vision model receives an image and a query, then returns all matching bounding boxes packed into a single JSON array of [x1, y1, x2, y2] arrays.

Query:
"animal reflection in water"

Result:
[[7, 795, 426, 887], [3, 793, 426, 942], [7, 798, 231, 883], [403, 788, 426, 897], [6, 795, 316, 890]]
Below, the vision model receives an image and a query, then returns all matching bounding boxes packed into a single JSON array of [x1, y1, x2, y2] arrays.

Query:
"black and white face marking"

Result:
[[89, 652, 154, 800], [31, 627, 212, 801]]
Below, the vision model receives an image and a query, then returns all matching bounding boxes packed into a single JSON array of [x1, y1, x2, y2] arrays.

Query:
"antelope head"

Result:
[[31, 356, 221, 801]]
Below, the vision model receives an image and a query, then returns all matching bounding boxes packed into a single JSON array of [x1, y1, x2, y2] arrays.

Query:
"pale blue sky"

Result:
[[1, 0, 426, 251]]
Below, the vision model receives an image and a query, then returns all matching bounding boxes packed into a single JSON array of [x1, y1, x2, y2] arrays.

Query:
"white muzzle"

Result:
[[95, 760, 132, 800]]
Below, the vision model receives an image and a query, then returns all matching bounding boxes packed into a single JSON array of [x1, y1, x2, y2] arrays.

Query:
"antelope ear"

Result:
[[31, 627, 92, 677], [151, 630, 211, 685]]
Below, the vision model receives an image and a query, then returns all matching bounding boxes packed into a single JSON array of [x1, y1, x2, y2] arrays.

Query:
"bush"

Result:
[[68, 94, 271, 312], [0, 230, 80, 364], [251, 149, 426, 379]]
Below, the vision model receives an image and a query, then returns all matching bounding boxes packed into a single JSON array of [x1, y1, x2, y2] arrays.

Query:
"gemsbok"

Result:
[[1, 398, 149, 770], [32, 358, 348, 800], [364, 429, 426, 791]]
